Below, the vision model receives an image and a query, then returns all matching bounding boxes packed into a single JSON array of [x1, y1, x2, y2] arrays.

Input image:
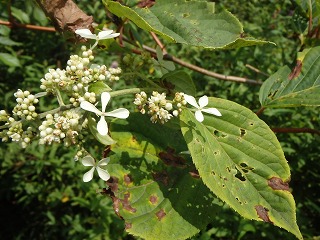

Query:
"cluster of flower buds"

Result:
[[133, 91, 187, 124], [0, 115, 36, 148], [13, 90, 39, 120], [38, 109, 84, 146], [40, 46, 121, 107]]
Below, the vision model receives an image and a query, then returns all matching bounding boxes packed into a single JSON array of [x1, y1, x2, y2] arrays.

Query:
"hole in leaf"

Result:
[[240, 128, 246, 137], [214, 130, 221, 137], [239, 162, 254, 173], [235, 168, 246, 182], [235, 197, 242, 204], [249, 122, 254, 126], [226, 166, 231, 172], [213, 130, 227, 138], [211, 170, 216, 176]]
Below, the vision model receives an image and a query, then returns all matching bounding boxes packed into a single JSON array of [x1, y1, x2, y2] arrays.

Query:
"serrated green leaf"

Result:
[[108, 114, 223, 240], [180, 98, 302, 240], [103, 0, 271, 49], [162, 70, 196, 96], [88, 81, 112, 95], [0, 53, 21, 67], [259, 46, 320, 108], [87, 116, 116, 145]]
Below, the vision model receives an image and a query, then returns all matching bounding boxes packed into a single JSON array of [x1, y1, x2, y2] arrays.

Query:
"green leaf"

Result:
[[0, 36, 22, 46], [162, 70, 196, 96], [0, 53, 21, 67], [11, 7, 30, 24], [259, 47, 320, 108], [180, 98, 302, 240], [108, 114, 223, 240], [33, 5, 49, 25], [103, 0, 271, 49], [88, 81, 112, 95], [87, 116, 116, 145]]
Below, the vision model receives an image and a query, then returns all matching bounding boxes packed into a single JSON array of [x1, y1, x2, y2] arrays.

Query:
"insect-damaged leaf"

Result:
[[103, 0, 271, 49], [259, 46, 320, 108], [106, 114, 223, 240], [180, 97, 302, 239]]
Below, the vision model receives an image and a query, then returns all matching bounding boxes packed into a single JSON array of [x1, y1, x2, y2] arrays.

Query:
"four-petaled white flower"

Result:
[[183, 94, 222, 122], [81, 155, 110, 182], [75, 28, 120, 40], [75, 29, 120, 49], [80, 92, 129, 135]]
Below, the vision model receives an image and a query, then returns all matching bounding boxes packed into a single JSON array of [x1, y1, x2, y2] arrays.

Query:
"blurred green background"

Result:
[[0, 0, 319, 239]]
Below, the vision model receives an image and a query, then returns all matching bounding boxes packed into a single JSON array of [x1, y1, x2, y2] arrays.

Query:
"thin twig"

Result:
[[245, 64, 269, 77], [307, 0, 313, 37], [0, 20, 56, 32], [255, 107, 265, 116], [272, 127, 320, 135], [124, 38, 262, 85], [150, 31, 167, 55]]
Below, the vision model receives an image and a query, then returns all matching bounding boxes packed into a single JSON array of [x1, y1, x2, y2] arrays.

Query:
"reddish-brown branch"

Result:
[[150, 31, 167, 55], [272, 127, 320, 135], [0, 20, 56, 32], [256, 107, 265, 116], [125, 39, 262, 85]]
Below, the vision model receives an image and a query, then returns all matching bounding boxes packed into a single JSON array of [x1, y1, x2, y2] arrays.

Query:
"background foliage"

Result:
[[0, 0, 319, 239]]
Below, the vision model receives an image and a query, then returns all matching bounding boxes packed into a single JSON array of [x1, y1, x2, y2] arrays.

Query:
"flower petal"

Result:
[[101, 92, 111, 113], [105, 108, 130, 119], [198, 95, 208, 108], [98, 157, 110, 166], [202, 108, 222, 117], [195, 110, 204, 122], [98, 30, 120, 40], [80, 101, 102, 115], [96, 167, 110, 181], [97, 116, 108, 135], [82, 155, 95, 166], [75, 29, 97, 39], [83, 167, 95, 182], [183, 94, 199, 109]]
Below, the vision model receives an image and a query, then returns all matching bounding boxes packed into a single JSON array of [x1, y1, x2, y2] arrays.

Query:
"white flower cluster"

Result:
[[40, 46, 121, 107], [1, 117, 35, 148], [133, 91, 186, 124], [13, 90, 39, 120], [38, 109, 84, 146], [0, 90, 39, 148]]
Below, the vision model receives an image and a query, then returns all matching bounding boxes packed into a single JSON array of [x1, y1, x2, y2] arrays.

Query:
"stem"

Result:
[[109, 88, 154, 98], [150, 31, 167, 55], [255, 107, 265, 116], [245, 64, 269, 77], [307, 0, 313, 36], [55, 89, 65, 106], [123, 37, 262, 85], [0, 20, 56, 32]]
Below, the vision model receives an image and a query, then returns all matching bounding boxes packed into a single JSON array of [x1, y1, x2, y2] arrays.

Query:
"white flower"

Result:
[[183, 94, 222, 122], [75, 28, 120, 40], [82, 155, 110, 182], [80, 92, 129, 135]]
